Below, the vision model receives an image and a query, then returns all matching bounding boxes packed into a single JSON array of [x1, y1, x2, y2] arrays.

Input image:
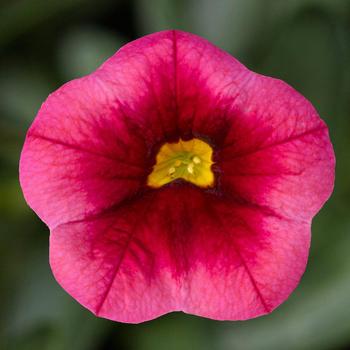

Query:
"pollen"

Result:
[[187, 163, 194, 174], [192, 156, 201, 164], [147, 138, 214, 188], [168, 167, 176, 176]]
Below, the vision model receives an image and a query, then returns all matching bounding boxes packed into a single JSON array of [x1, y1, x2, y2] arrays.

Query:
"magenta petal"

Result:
[[50, 187, 311, 322], [173, 30, 249, 142], [19, 75, 148, 228], [20, 30, 335, 323], [49, 193, 178, 323], [181, 194, 311, 320], [218, 76, 335, 222]]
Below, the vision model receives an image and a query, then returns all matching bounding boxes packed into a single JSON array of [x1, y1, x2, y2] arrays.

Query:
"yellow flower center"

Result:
[[147, 138, 214, 188]]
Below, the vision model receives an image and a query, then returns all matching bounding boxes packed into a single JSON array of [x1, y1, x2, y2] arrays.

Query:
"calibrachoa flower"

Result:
[[19, 30, 335, 323]]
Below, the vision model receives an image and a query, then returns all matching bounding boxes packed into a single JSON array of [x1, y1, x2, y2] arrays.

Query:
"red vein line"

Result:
[[233, 246, 270, 312], [221, 125, 326, 160], [223, 170, 303, 177], [206, 198, 270, 313], [50, 188, 150, 231], [29, 133, 144, 171], [94, 193, 155, 315], [172, 30, 180, 136]]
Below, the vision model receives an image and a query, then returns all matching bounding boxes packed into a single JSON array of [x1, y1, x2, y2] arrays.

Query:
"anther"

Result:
[[192, 156, 201, 164], [174, 160, 182, 167], [187, 163, 194, 174], [168, 167, 176, 176]]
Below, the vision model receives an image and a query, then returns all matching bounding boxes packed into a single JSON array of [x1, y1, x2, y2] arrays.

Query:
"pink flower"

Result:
[[19, 30, 335, 323]]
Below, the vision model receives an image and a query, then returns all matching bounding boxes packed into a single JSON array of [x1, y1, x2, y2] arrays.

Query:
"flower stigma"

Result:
[[147, 138, 214, 188]]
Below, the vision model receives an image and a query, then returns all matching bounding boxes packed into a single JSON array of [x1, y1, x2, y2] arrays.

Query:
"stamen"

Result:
[[147, 138, 214, 188], [192, 156, 201, 164], [168, 167, 176, 176]]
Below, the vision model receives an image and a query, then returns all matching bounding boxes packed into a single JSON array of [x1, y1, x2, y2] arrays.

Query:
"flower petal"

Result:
[[50, 185, 310, 322], [218, 76, 335, 221], [173, 30, 250, 142], [19, 75, 147, 228], [50, 191, 179, 323], [181, 191, 310, 320], [98, 30, 179, 142]]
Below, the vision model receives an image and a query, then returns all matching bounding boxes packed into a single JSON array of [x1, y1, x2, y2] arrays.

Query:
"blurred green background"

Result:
[[1, 0, 349, 349]]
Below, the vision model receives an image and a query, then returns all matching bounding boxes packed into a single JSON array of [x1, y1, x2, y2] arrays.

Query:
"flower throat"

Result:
[[147, 138, 214, 188]]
